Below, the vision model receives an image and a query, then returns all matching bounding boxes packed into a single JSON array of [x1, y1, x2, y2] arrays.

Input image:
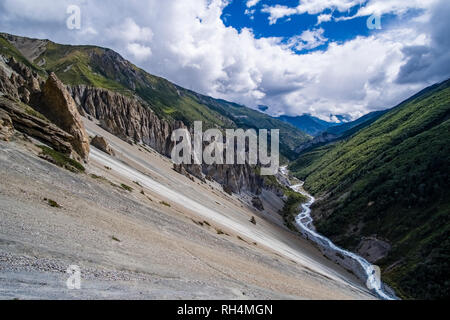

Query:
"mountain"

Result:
[[277, 111, 388, 138], [290, 111, 388, 155], [0, 32, 374, 300], [325, 110, 388, 136], [289, 79, 450, 299], [0, 33, 310, 160], [277, 114, 335, 136], [330, 114, 352, 123]]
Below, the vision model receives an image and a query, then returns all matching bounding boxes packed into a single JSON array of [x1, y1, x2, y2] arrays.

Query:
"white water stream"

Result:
[[286, 174, 397, 300]]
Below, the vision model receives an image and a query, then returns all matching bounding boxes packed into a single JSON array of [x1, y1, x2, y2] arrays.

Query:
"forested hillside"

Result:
[[289, 79, 450, 299]]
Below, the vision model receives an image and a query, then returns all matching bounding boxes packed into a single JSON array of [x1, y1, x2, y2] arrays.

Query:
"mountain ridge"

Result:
[[0, 32, 311, 160], [276, 114, 336, 136], [289, 78, 450, 299]]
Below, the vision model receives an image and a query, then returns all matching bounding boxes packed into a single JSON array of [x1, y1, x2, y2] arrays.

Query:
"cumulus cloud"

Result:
[[262, 0, 360, 24], [396, 0, 450, 84], [0, 0, 448, 120], [246, 0, 261, 8], [316, 14, 333, 25], [262, 0, 438, 25], [127, 43, 152, 61], [287, 28, 328, 51], [110, 18, 153, 43]]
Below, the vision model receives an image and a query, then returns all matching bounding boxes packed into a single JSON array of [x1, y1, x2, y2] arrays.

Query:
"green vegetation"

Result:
[[280, 191, 308, 232], [38, 42, 129, 94], [38, 145, 85, 173], [46, 199, 61, 208], [24, 105, 48, 121], [160, 201, 171, 207], [120, 183, 133, 192], [0, 35, 45, 75], [111, 236, 121, 242], [289, 79, 450, 299]]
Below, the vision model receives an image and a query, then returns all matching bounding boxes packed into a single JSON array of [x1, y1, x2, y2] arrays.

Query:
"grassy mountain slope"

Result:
[[0, 36, 45, 75], [289, 79, 450, 299], [0, 33, 310, 158]]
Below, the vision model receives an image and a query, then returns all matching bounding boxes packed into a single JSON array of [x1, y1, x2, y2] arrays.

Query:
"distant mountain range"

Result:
[[276, 114, 336, 136], [276, 111, 388, 137]]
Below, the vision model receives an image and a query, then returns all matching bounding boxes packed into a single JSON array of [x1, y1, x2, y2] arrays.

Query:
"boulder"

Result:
[[0, 108, 14, 141], [91, 135, 115, 156], [356, 237, 391, 263], [252, 197, 264, 211], [40, 73, 89, 160], [0, 96, 73, 153]]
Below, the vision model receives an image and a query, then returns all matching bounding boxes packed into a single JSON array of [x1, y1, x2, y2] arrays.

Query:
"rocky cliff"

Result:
[[68, 84, 264, 194], [39, 73, 90, 160], [68, 85, 179, 156], [0, 56, 89, 161]]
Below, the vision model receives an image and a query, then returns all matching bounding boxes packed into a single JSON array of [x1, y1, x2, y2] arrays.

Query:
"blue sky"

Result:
[[222, 0, 370, 45], [221, 0, 407, 55], [0, 0, 449, 121]]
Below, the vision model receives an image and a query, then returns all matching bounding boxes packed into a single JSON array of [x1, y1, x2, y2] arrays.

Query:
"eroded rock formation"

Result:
[[0, 108, 14, 141], [0, 57, 89, 161], [91, 135, 115, 156], [0, 96, 73, 154], [39, 73, 90, 160], [69, 85, 264, 194]]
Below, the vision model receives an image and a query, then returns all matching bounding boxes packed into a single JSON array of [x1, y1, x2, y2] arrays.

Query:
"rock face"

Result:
[[0, 108, 14, 141], [40, 73, 90, 160], [91, 135, 115, 156], [0, 58, 89, 161], [356, 237, 391, 264], [0, 53, 265, 194], [69, 85, 264, 194], [69, 85, 176, 156], [0, 96, 73, 153], [252, 197, 264, 211], [0, 56, 43, 104], [203, 163, 262, 194]]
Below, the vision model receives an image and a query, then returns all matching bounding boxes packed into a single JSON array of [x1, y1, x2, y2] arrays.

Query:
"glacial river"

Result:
[[285, 171, 397, 300]]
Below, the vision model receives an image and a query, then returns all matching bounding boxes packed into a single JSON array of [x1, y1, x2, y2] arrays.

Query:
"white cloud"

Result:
[[262, 0, 438, 25], [287, 28, 328, 51], [316, 14, 333, 25], [0, 0, 448, 120], [262, 5, 298, 25], [262, 0, 360, 24], [111, 18, 153, 43], [246, 0, 261, 8], [353, 0, 438, 17], [127, 43, 152, 61]]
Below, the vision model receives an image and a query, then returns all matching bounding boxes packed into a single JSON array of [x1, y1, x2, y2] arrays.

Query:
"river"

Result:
[[282, 167, 397, 300]]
